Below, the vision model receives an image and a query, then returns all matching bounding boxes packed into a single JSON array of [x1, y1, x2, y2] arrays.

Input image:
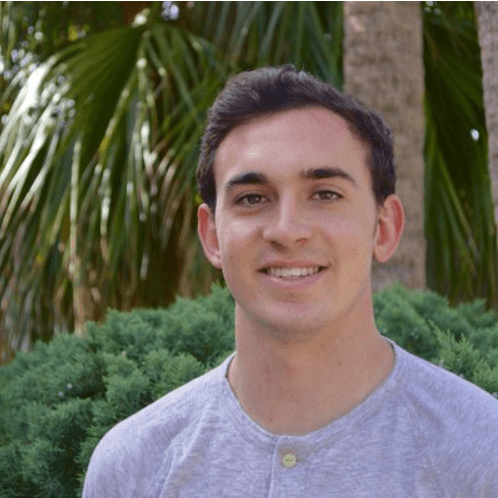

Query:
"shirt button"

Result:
[[281, 451, 298, 468]]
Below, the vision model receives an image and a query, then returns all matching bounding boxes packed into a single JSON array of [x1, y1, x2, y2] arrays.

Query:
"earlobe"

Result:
[[197, 203, 223, 269], [373, 195, 405, 263]]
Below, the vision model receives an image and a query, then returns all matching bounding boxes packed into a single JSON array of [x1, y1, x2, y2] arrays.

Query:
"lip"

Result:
[[258, 260, 327, 271]]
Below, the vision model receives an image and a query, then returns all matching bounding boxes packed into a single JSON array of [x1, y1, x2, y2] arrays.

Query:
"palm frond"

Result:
[[4, 0, 495, 365], [423, 2, 498, 307]]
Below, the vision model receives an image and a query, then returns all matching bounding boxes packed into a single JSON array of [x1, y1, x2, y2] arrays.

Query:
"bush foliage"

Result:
[[1, 283, 498, 497]]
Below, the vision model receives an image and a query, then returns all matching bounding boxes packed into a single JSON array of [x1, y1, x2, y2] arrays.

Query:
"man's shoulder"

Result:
[[82, 353, 234, 497], [101, 353, 231, 447], [392, 342, 498, 487], [395, 342, 498, 425]]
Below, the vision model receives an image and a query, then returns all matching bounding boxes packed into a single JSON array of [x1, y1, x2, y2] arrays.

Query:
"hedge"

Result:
[[1, 283, 498, 497]]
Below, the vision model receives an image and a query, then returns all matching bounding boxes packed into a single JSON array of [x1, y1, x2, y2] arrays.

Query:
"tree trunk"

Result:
[[343, 1, 426, 291], [476, 2, 498, 230]]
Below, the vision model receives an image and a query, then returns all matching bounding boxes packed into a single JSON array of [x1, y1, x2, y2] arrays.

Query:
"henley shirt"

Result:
[[83, 339, 498, 497]]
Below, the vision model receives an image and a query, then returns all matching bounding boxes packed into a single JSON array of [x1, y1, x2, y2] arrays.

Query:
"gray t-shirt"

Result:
[[83, 339, 498, 497]]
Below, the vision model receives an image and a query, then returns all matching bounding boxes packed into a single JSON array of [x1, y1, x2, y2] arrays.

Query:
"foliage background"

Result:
[[0, 1, 497, 364], [1, 4, 498, 496], [1, 284, 498, 498]]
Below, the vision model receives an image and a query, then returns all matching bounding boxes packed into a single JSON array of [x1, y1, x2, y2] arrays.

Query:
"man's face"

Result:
[[199, 107, 392, 338]]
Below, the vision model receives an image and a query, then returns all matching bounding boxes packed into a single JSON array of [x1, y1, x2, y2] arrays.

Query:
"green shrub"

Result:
[[374, 284, 498, 395], [1, 283, 498, 497]]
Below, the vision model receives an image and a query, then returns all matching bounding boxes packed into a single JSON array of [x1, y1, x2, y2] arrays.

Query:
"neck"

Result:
[[227, 305, 394, 436]]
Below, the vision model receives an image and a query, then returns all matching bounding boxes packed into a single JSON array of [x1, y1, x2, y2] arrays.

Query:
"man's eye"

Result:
[[236, 194, 266, 206], [313, 190, 341, 201]]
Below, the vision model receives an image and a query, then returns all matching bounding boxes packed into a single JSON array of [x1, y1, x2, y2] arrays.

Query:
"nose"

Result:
[[262, 195, 313, 249]]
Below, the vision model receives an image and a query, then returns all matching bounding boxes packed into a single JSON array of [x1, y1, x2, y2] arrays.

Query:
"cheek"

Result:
[[216, 221, 262, 302], [323, 217, 375, 265], [218, 220, 259, 267]]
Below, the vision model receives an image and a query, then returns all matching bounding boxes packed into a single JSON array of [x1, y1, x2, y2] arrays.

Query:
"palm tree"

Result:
[[476, 1, 498, 229], [423, 1, 498, 306], [0, 2, 344, 362], [343, 1, 426, 291], [0, 1, 495, 363]]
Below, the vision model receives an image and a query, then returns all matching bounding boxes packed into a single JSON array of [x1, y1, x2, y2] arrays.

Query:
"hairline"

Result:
[[208, 104, 381, 217]]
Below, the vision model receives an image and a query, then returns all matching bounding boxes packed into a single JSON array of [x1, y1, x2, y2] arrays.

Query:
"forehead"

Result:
[[213, 107, 370, 189]]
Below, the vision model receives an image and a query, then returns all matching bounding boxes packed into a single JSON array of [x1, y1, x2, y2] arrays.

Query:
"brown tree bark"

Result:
[[476, 2, 498, 229], [343, 1, 426, 291]]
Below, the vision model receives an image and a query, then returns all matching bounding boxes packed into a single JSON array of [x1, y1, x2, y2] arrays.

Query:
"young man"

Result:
[[83, 66, 498, 497]]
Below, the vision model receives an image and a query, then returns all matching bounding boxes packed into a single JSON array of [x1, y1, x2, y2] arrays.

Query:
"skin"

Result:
[[198, 106, 405, 436]]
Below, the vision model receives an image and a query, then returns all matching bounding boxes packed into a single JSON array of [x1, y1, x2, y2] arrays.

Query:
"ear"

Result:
[[197, 203, 223, 269], [373, 194, 405, 263]]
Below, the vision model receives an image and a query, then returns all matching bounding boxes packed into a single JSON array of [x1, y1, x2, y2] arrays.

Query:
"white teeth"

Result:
[[267, 267, 321, 278]]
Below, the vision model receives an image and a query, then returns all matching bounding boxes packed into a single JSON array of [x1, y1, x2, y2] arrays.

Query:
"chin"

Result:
[[259, 307, 331, 339]]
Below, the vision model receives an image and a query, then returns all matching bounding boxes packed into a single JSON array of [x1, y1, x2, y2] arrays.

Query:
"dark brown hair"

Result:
[[197, 65, 395, 212]]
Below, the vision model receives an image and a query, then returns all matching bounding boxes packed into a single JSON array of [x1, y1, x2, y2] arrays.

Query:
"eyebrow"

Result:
[[224, 167, 358, 194], [224, 171, 270, 193]]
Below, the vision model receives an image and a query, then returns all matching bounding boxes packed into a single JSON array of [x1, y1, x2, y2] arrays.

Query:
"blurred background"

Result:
[[0, 1, 497, 364]]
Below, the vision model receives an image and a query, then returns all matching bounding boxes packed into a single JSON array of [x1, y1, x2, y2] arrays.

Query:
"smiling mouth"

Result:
[[260, 266, 327, 278]]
